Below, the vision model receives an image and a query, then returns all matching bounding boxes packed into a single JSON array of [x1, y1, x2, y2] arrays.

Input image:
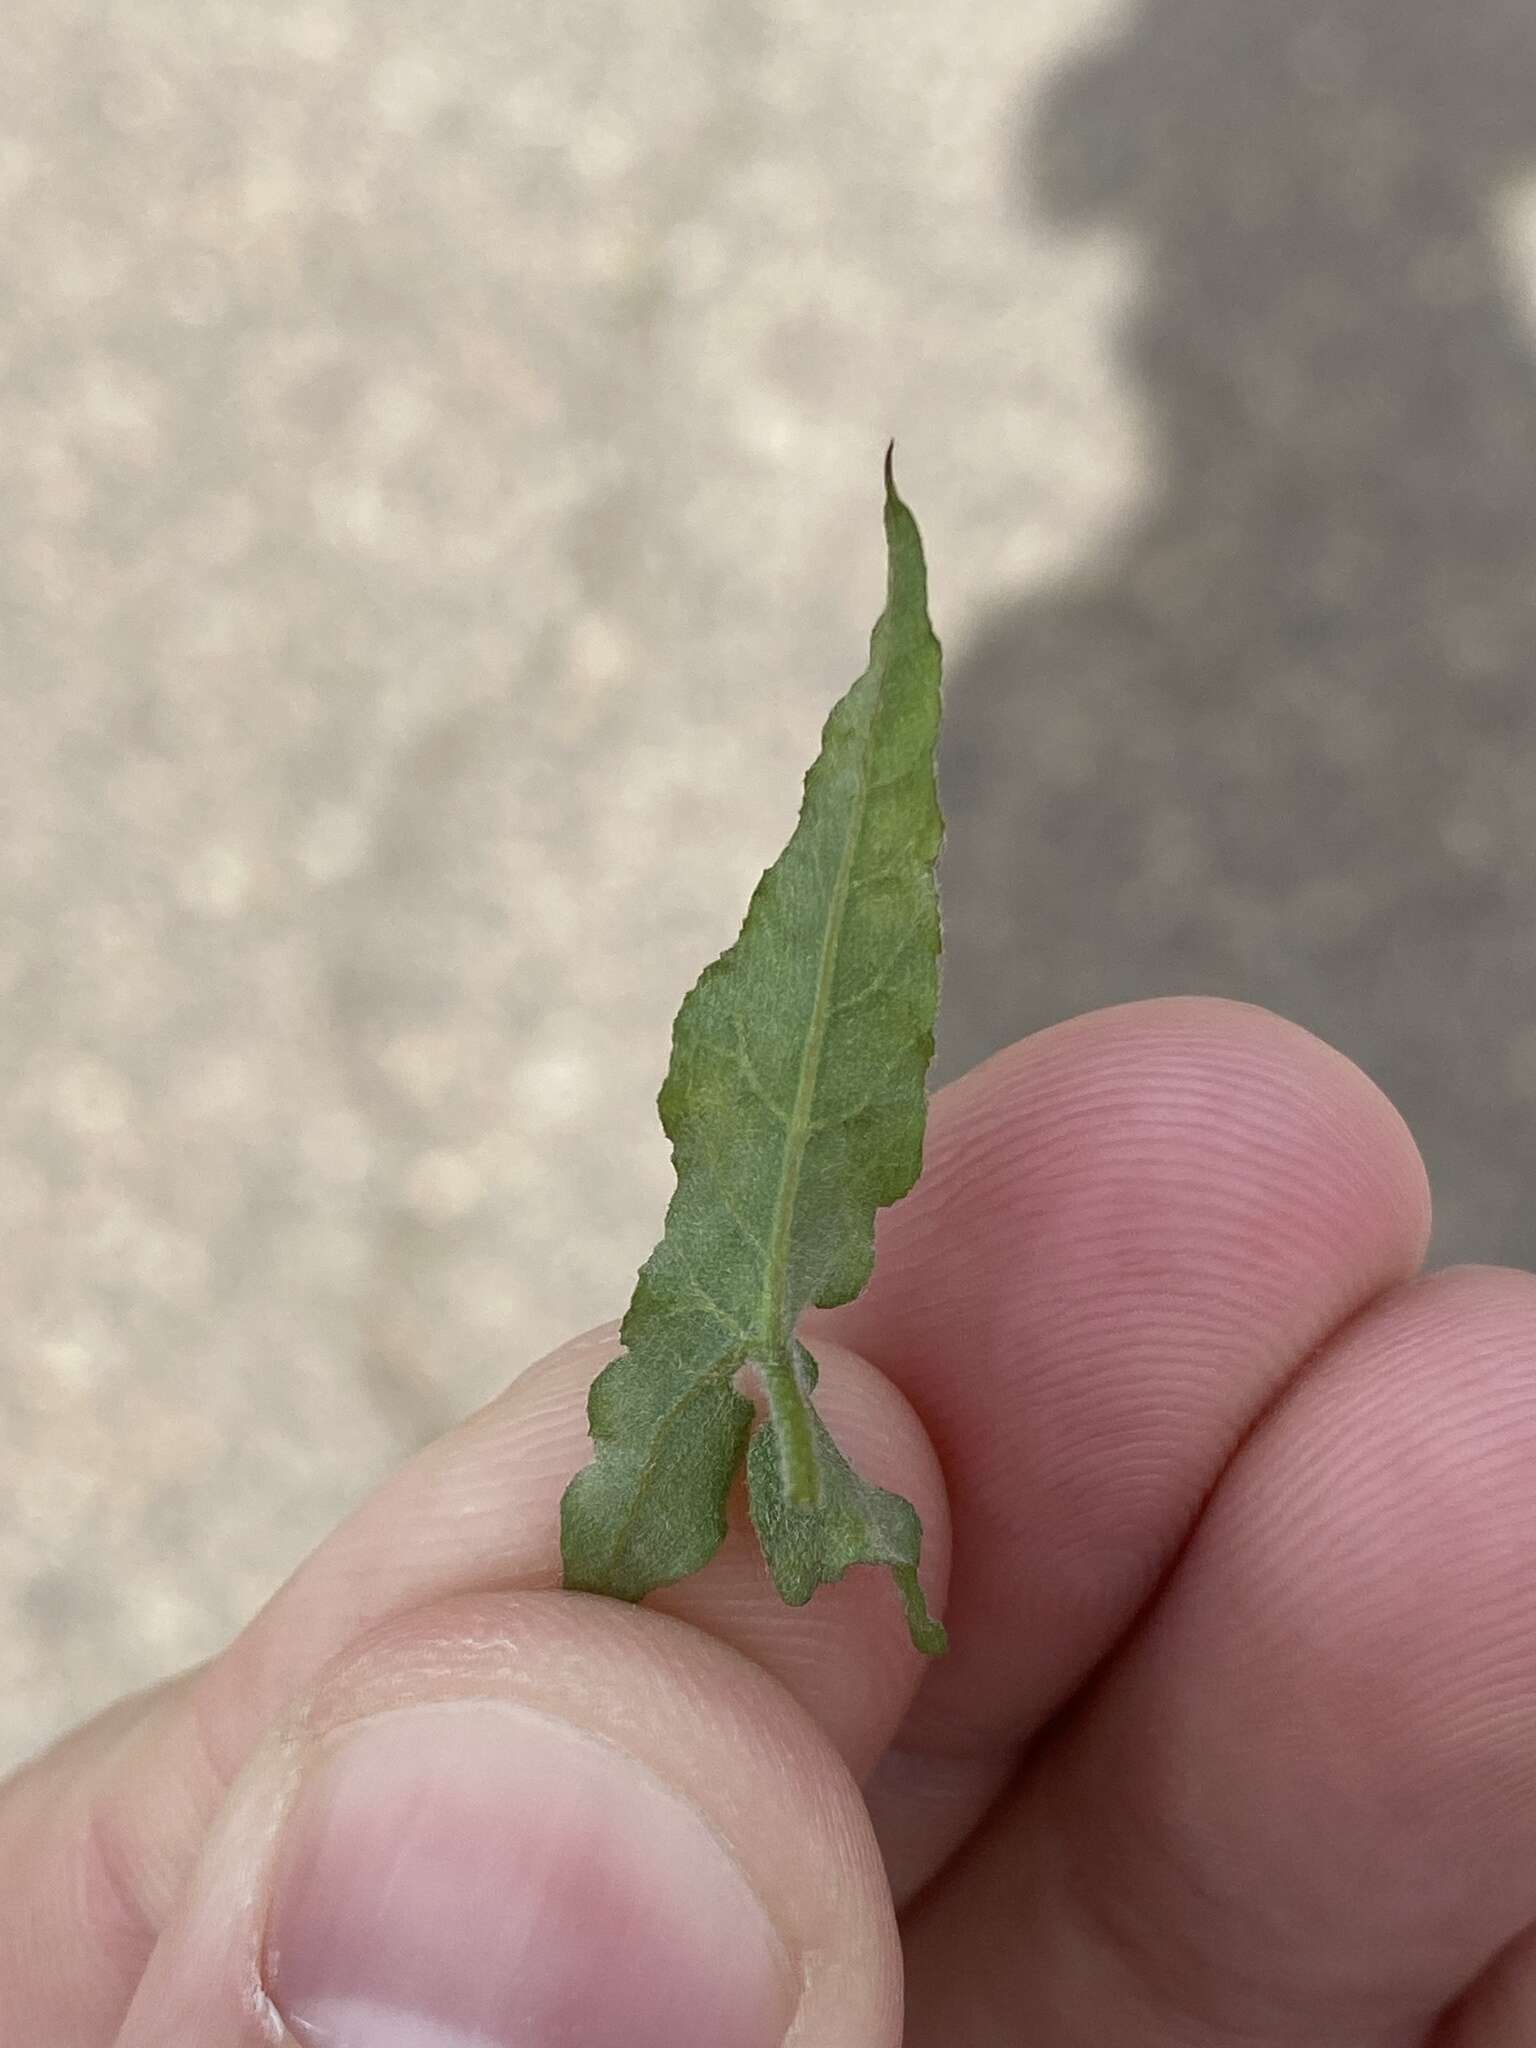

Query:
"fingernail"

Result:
[[264, 1700, 796, 2048]]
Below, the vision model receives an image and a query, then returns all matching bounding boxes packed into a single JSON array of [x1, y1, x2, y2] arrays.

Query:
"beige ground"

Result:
[[7, 0, 1536, 1768]]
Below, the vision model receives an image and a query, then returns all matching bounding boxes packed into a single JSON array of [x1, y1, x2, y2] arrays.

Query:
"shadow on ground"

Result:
[[937, 0, 1536, 1266]]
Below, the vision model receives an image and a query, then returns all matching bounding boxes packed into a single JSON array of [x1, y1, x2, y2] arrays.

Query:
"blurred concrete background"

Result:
[[4, 0, 1536, 1768]]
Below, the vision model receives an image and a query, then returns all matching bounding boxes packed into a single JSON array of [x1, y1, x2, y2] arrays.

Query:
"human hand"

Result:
[[7, 998, 1532, 2046]]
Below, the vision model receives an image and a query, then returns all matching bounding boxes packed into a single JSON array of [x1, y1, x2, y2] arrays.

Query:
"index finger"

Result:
[[809, 996, 1430, 1882]]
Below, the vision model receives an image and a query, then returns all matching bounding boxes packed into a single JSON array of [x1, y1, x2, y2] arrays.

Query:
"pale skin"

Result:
[[8, 996, 1536, 2044]]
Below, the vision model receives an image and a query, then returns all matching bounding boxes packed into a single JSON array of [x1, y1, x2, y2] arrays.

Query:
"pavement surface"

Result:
[[5, 0, 1536, 1767]]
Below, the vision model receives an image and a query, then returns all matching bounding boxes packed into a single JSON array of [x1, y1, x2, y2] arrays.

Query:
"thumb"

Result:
[[1, 1322, 941, 2040], [115, 1589, 902, 2047], [0, 1324, 941, 2041]]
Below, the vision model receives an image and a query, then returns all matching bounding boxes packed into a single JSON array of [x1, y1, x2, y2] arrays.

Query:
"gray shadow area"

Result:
[[937, 0, 1536, 1267]]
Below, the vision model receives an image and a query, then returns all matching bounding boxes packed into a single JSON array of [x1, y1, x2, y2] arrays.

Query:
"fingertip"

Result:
[[941, 995, 1431, 1267], [119, 1594, 903, 2048], [839, 994, 1432, 1417]]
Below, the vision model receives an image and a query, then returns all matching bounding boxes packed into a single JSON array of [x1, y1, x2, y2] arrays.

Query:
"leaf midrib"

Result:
[[758, 685, 885, 1355]]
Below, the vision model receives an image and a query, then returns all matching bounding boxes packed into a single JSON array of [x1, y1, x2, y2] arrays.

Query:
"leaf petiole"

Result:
[[755, 1344, 823, 1508]]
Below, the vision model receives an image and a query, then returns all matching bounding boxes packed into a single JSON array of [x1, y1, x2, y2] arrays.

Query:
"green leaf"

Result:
[[560, 450, 947, 1654], [748, 1342, 949, 1658]]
